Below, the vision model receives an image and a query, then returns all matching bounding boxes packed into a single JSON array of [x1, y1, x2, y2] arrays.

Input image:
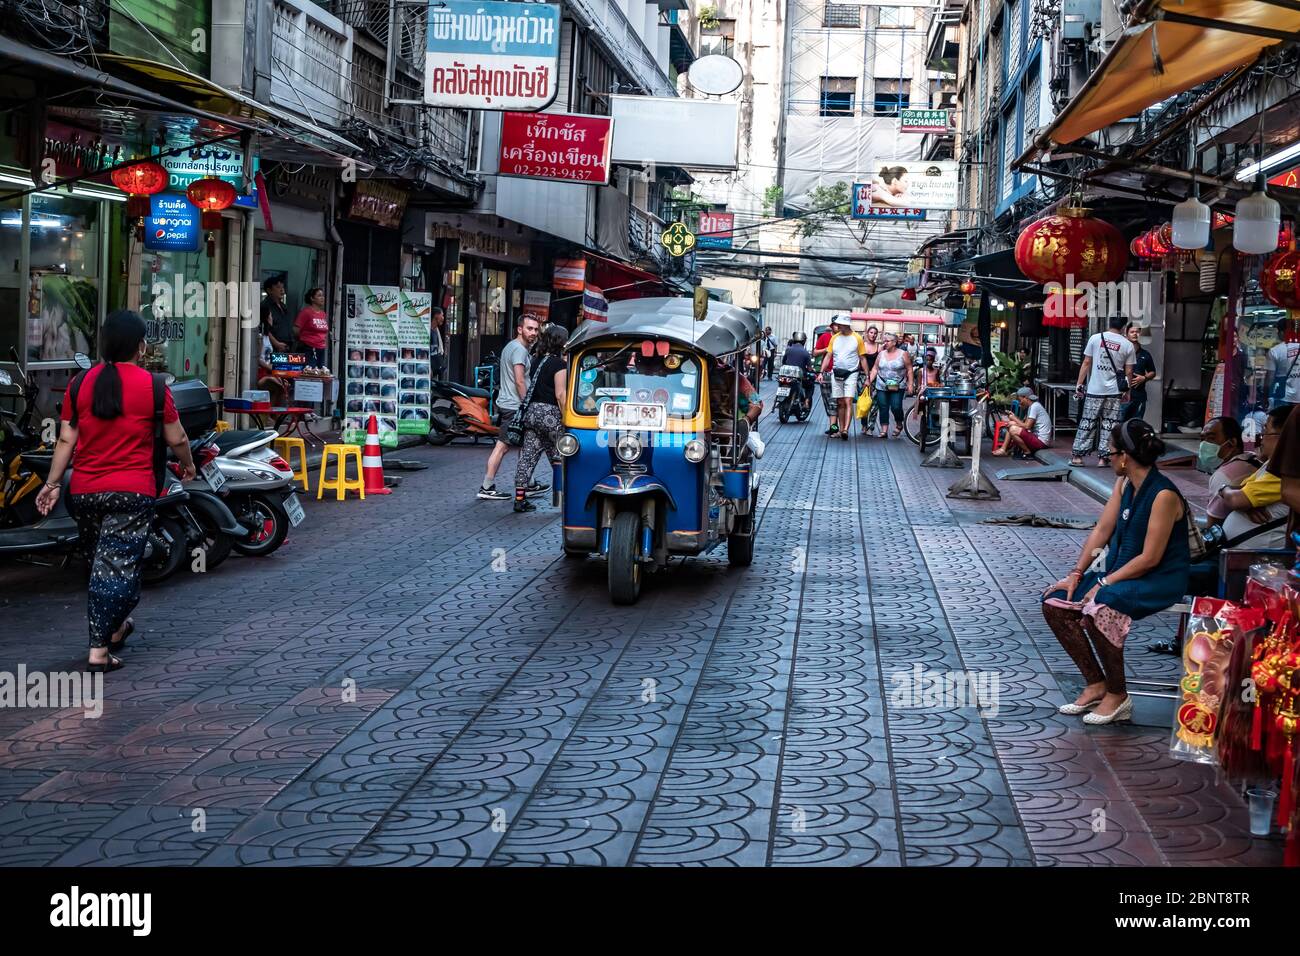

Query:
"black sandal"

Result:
[[86, 654, 125, 673], [109, 619, 134, 652]]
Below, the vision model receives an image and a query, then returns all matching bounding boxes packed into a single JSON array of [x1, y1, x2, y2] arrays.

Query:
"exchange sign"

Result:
[[661, 222, 697, 257], [898, 109, 951, 134], [498, 111, 613, 184], [425, 1, 561, 110]]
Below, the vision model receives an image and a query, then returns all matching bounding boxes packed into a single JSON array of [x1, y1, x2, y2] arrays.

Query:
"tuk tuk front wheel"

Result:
[[607, 511, 642, 604]]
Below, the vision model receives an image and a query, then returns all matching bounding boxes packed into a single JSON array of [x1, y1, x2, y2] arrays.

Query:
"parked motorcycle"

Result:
[[184, 429, 302, 557], [426, 379, 499, 445], [0, 348, 53, 527], [0, 454, 79, 563], [775, 363, 814, 424]]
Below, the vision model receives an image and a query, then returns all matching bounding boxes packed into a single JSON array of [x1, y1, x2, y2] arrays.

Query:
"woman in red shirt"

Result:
[[294, 287, 330, 370], [36, 311, 197, 673]]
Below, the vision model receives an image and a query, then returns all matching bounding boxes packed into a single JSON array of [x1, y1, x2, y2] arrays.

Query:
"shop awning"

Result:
[[95, 55, 364, 165], [586, 252, 672, 301], [1027, 0, 1300, 150]]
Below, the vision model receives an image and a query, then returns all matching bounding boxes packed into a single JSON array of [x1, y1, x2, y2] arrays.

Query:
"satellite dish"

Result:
[[687, 55, 744, 96]]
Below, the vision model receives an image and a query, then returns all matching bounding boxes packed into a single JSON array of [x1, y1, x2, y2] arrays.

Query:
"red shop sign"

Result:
[[499, 111, 613, 185]]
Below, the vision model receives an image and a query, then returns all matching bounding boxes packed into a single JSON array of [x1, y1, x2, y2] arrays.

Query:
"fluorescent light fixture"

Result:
[[0, 171, 125, 202], [0, 216, 65, 228], [1235, 140, 1300, 181]]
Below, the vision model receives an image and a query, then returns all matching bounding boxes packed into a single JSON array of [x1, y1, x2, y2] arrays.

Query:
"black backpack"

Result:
[[67, 367, 168, 495]]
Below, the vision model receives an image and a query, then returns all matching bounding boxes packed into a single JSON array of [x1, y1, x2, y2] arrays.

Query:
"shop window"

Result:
[[874, 79, 910, 116], [699, 19, 735, 57], [0, 197, 21, 361], [823, 2, 860, 28], [481, 268, 508, 337], [27, 194, 101, 364], [820, 77, 856, 117]]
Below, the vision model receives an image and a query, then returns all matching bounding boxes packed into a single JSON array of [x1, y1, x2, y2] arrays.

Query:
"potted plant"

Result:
[[985, 351, 1028, 409]]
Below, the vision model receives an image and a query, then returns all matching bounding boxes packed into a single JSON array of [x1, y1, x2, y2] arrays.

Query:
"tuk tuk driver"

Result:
[[709, 356, 765, 458]]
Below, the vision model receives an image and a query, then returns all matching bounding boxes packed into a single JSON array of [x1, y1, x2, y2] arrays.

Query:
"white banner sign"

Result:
[[424, 1, 561, 110], [866, 160, 960, 211]]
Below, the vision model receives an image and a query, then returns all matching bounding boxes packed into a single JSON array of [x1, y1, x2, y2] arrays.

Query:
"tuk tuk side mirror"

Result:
[[73, 352, 92, 370]]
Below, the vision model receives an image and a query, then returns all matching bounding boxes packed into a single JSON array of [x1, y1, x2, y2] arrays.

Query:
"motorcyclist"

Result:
[[781, 332, 814, 406]]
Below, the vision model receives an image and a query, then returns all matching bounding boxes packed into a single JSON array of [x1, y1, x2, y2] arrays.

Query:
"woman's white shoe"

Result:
[[1058, 700, 1101, 715], [1082, 696, 1134, 725]]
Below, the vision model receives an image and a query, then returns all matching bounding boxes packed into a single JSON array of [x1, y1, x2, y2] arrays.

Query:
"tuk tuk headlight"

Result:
[[557, 433, 579, 457], [615, 433, 642, 462], [684, 438, 707, 463]]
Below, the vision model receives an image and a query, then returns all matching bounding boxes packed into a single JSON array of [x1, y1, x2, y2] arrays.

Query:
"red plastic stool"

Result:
[[993, 420, 1010, 452]]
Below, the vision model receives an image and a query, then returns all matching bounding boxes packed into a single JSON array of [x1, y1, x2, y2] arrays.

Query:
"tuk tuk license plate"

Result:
[[201, 462, 227, 493], [284, 493, 306, 527], [775, 387, 790, 399], [598, 402, 666, 431]]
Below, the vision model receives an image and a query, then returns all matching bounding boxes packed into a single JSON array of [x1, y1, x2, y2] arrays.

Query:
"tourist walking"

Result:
[[1070, 316, 1135, 466], [513, 325, 568, 513], [870, 331, 914, 438], [816, 316, 867, 440], [479, 314, 546, 500], [1042, 420, 1190, 724], [34, 311, 198, 673]]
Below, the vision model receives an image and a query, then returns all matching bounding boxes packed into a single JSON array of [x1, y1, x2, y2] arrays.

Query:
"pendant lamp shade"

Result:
[[1171, 196, 1211, 249], [1234, 177, 1281, 254]]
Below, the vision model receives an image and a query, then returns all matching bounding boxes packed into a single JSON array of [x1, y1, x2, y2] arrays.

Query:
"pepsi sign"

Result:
[[144, 194, 201, 252]]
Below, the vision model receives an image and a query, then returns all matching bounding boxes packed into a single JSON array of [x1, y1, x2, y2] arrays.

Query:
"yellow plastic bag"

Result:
[[855, 389, 873, 420]]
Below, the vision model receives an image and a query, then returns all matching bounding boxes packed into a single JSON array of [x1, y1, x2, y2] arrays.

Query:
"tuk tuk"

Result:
[[557, 297, 761, 604]]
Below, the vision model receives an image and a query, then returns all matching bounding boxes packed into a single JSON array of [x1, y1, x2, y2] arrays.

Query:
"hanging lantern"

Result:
[[1278, 221, 1295, 251], [1234, 174, 1281, 254], [110, 160, 168, 220], [959, 278, 976, 295], [900, 287, 917, 301], [1261, 249, 1300, 310], [1014, 207, 1127, 286], [185, 177, 237, 256], [1172, 194, 1211, 250], [1147, 226, 1172, 257]]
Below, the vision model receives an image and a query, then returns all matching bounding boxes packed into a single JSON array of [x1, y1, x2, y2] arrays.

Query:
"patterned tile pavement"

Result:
[[0, 386, 1282, 866]]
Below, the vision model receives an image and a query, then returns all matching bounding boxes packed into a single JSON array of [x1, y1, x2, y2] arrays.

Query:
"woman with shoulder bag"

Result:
[[869, 331, 914, 439], [513, 324, 568, 513], [1041, 419, 1191, 724], [35, 311, 197, 673]]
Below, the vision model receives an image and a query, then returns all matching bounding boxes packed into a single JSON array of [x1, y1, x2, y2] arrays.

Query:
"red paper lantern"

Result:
[[1014, 207, 1127, 285], [1278, 221, 1294, 251], [1147, 226, 1171, 257], [900, 287, 917, 301], [959, 278, 976, 295], [1261, 249, 1300, 310], [186, 178, 237, 232], [110, 160, 168, 219]]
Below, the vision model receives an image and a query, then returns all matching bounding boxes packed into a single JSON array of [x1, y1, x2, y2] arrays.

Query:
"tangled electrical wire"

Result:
[[340, 117, 480, 189], [4, 0, 105, 57]]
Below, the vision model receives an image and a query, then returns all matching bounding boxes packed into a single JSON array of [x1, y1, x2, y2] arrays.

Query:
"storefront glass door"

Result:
[[138, 245, 211, 381], [27, 193, 101, 363]]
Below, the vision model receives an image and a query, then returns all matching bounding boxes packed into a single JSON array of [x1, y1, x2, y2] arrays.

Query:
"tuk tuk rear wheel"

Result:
[[607, 511, 642, 604], [728, 512, 754, 567]]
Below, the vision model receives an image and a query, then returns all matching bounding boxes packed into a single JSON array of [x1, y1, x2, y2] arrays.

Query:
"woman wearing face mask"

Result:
[[1041, 419, 1190, 724]]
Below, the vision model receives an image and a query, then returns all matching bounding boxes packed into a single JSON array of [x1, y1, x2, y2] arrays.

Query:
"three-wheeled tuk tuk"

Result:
[[556, 298, 762, 604]]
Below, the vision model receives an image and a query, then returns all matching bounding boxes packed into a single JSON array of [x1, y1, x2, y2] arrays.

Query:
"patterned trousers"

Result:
[[69, 492, 154, 649], [514, 403, 563, 491], [1072, 394, 1123, 458]]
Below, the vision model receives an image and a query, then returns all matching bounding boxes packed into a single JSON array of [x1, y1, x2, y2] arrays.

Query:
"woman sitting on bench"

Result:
[[1041, 420, 1191, 725]]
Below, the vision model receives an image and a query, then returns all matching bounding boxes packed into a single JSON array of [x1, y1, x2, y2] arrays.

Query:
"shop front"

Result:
[[414, 212, 534, 384]]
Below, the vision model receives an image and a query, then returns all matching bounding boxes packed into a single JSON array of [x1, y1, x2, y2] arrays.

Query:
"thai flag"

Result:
[[583, 285, 609, 323]]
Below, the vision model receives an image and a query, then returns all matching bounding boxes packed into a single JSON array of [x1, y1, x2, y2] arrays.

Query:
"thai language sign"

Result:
[[498, 111, 613, 184], [425, 1, 561, 110], [697, 211, 735, 249], [851, 184, 925, 220], [144, 195, 201, 252], [864, 160, 959, 211], [342, 285, 433, 447]]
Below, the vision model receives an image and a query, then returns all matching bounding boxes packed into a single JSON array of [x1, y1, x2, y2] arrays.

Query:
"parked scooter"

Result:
[[184, 428, 303, 556], [0, 348, 53, 527], [775, 363, 815, 424], [427, 380, 499, 445], [0, 455, 79, 562]]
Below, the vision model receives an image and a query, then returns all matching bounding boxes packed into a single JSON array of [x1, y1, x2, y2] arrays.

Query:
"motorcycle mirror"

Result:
[[73, 352, 92, 370], [163, 373, 176, 385], [0, 369, 11, 386]]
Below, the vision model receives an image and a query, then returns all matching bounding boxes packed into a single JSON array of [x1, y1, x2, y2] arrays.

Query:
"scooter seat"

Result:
[[211, 429, 273, 452], [0, 519, 78, 553], [436, 381, 490, 401], [19, 451, 54, 477]]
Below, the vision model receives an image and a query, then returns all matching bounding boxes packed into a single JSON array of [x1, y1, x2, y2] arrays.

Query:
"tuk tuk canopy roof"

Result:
[[566, 297, 761, 358]]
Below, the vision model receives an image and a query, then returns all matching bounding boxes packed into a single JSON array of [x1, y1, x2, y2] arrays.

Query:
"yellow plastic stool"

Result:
[[215, 420, 231, 433], [274, 436, 309, 491], [317, 444, 365, 500]]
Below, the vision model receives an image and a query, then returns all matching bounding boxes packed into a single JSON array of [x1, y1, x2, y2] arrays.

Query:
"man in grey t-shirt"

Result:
[[478, 315, 543, 500]]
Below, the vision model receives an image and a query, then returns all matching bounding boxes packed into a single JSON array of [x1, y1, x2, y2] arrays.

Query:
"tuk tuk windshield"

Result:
[[572, 347, 701, 421]]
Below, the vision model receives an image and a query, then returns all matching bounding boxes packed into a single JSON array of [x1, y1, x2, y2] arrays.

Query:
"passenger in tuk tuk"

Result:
[[708, 357, 765, 458]]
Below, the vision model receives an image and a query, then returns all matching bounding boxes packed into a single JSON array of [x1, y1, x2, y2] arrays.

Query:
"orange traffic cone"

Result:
[[362, 414, 391, 496]]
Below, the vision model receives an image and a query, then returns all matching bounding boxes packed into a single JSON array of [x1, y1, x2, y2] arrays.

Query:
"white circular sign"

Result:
[[687, 55, 744, 96]]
